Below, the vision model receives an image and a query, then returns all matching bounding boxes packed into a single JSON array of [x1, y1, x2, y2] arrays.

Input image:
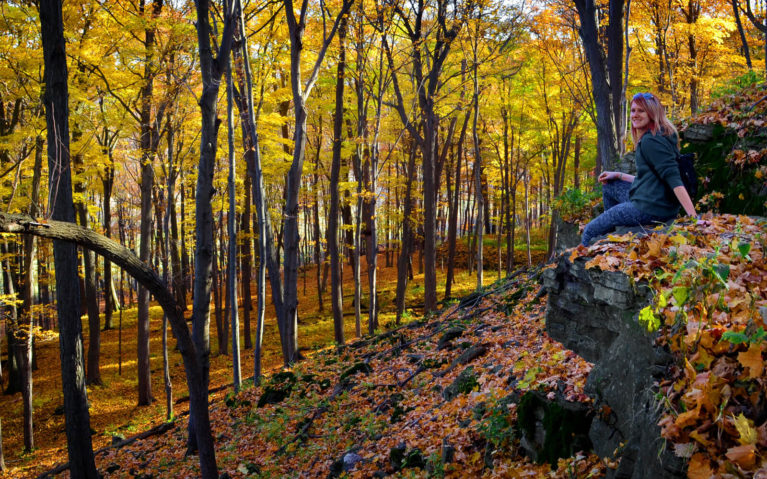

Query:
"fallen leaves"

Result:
[[574, 213, 767, 476]]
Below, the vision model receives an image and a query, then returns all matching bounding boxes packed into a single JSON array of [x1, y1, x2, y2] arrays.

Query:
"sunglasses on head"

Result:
[[633, 92, 654, 101]]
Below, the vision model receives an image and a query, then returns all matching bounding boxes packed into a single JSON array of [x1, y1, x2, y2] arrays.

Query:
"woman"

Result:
[[581, 92, 697, 246]]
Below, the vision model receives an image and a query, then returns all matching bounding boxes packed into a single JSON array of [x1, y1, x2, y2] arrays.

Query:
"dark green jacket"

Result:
[[629, 131, 682, 218]]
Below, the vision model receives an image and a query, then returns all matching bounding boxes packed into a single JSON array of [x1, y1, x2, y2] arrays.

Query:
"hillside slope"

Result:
[[44, 269, 605, 478]]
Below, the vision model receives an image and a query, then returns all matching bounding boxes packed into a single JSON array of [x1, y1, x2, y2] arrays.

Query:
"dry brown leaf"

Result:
[[725, 444, 757, 469]]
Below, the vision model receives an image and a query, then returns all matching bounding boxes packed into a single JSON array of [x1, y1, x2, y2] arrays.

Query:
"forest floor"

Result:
[[0, 242, 547, 478]]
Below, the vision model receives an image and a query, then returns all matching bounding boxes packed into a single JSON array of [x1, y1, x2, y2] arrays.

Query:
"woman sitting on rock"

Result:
[[581, 92, 698, 246]]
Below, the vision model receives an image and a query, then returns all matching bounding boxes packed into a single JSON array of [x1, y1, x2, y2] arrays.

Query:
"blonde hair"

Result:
[[630, 93, 677, 144]]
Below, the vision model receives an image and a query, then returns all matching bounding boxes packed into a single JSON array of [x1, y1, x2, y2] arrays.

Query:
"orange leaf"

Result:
[[687, 453, 714, 479], [675, 408, 700, 430], [725, 444, 756, 469], [645, 234, 667, 258], [737, 344, 764, 379]]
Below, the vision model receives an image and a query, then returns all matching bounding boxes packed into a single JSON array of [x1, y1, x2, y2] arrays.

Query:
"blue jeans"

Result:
[[581, 180, 673, 246]]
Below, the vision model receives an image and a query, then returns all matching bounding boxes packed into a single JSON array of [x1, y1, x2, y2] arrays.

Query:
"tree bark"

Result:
[[226, 55, 241, 391], [39, 0, 98, 474], [187, 0, 235, 472], [395, 142, 418, 322], [241, 175, 253, 349], [328, 14, 347, 345], [573, 0, 624, 171]]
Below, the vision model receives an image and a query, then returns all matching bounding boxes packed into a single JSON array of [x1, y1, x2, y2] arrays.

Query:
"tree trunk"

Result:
[[0, 419, 5, 471], [241, 175, 253, 349], [103, 161, 115, 329], [39, 0, 98, 474], [231, 2, 280, 381], [328, 15, 347, 345], [732, 1, 752, 73], [186, 0, 235, 473], [573, 0, 623, 171], [136, 0, 164, 407], [395, 142, 418, 322], [472, 52, 483, 291], [226, 56, 241, 391], [19, 135, 42, 452], [312, 145, 324, 313], [213, 211, 226, 355]]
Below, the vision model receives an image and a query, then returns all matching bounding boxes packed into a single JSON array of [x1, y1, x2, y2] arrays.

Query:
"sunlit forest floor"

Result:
[[0, 241, 546, 478]]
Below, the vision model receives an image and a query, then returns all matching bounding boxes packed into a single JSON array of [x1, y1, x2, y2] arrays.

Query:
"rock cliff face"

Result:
[[543, 255, 686, 479]]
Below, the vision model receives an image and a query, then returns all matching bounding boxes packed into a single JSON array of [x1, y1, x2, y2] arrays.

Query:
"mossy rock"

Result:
[[437, 327, 465, 350], [339, 361, 373, 382], [257, 371, 298, 407], [516, 391, 593, 465], [442, 366, 478, 401]]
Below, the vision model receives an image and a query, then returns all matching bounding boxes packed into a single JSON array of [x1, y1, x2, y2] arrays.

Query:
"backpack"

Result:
[[675, 153, 698, 199]]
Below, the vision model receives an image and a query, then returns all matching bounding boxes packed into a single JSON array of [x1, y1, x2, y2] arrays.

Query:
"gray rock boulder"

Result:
[[543, 255, 686, 478]]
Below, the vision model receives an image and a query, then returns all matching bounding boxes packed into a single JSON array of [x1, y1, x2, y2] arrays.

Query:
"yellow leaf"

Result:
[[690, 430, 712, 447], [732, 413, 758, 445], [670, 234, 687, 246], [738, 344, 764, 379]]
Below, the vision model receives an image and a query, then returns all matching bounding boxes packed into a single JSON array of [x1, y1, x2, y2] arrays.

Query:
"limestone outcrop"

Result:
[[543, 255, 686, 478]]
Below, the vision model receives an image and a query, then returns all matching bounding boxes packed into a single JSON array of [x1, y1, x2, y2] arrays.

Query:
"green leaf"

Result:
[[639, 305, 661, 332], [712, 264, 730, 285], [672, 286, 689, 306], [721, 331, 748, 345], [749, 327, 766, 344], [737, 241, 752, 260]]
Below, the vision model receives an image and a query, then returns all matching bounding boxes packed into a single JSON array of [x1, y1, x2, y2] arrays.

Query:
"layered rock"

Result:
[[543, 255, 686, 478]]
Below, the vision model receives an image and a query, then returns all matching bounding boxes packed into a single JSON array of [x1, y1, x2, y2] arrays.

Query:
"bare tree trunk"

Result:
[[39, 0, 98, 473], [328, 14, 348, 345], [18, 135, 42, 451], [231, 1, 281, 381], [732, 1, 752, 68], [226, 56, 241, 391], [212, 214, 224, 355], [471, 50, 483, 291], [395, 142, 418, 322], [573, 0, 624, 170], [312, 146, 324, 313], [241, 175, 253, 349], [103, 161, 115, 329], [0, 418, 5, 471], [73, 151, 102, 386], [186, 0, 235, 472], [136, 0, 164, 406]]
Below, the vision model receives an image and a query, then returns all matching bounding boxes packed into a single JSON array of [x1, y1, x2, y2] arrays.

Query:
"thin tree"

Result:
[[327, 12, 348, 344], [383, 0, 468, 312], [226, 51, 241, 391], [278, 0, 354, 363], [187, 0, 235, 458]]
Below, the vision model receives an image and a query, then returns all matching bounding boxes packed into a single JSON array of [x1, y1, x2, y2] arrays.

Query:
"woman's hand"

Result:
[[598, 171, 633, 184]]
